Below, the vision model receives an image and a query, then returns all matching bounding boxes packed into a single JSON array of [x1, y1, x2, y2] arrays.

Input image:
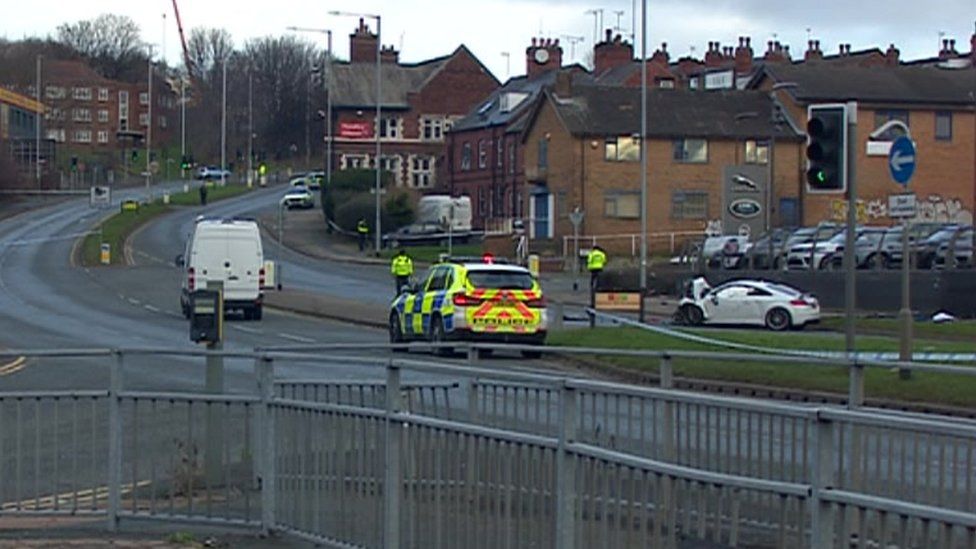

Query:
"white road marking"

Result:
[[232, 325, 261, 334], [143, 304, 160, 313], [278, 333, 315, 343], [127, 298, 141, 305]]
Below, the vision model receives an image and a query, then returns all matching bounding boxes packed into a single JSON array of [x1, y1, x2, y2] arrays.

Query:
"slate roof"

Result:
[[329, 54, 451, 109], [759, 63, 976, 106], [544, 87, 801, 140], [451, 66, 592, 132]]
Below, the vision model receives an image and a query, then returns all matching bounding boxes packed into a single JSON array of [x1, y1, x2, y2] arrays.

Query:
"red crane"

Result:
[[170, 0, 193, 75]]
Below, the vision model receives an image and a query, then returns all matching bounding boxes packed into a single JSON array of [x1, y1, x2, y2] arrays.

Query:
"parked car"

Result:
[[917, 225, 974, 269], [777, 223, 843, 269], [280, 186, 314, 209], [195, 166, 231, 180], [787, 227, 886, 270], [305, 171, 324, 190], [872, 222, 950, 268], [741, 228, 796, 269], [823, 228, 889, 269], [675, 277, 820, 331]]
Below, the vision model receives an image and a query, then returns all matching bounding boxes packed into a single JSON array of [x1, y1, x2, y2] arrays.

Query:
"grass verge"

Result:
[[378, 243, 484, 263], [817, 316, 976, 340], [80, 183, 254, 266], [547, 326, 976, 408]]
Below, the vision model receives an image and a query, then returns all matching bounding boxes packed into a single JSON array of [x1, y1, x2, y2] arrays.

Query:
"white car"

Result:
[[281, 186, 315, 209], [676, 277, 820, 331]]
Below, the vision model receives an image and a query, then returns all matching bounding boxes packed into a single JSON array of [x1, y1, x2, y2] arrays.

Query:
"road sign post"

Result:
[[888, 136, 917, 372], [568, 209, 584, 291]]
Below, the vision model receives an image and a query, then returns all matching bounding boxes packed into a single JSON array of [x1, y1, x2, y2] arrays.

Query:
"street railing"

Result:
[[562, 230, 705, 257], [1, 346, 975, 548]]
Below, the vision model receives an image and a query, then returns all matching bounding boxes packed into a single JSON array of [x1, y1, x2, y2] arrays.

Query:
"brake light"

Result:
[[188, 267, 195, 291], [525, 296, 546, 308], [790, 299, 813, 307], [482, 253, 494, 264], [259, 267, 265, 288], [453, 293, 483, 307]]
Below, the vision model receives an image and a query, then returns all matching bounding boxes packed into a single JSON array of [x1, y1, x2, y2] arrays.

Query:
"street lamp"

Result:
[[220, 57, 228, 187], [146, 46, 154, 200], [286, 27, 334, 190], [638, 0, 647, 323], [330, 11, 382, 255], [35, 54, 42, 187]]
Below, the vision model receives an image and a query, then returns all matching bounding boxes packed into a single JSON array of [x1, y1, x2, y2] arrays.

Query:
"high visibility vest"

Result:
[[391, 255, 413, 276], [357, 220, 369, 234], [587, 249, 607, 271]]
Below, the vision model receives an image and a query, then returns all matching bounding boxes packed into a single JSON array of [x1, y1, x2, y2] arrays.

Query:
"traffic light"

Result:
[[805, 104, 848, 192]]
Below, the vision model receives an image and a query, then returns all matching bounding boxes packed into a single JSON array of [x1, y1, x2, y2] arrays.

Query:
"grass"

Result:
[[818, 316, 976, 340], [379, 243, 484, 264], [547, 326, 976, 408], [80, 183, 255, 266]]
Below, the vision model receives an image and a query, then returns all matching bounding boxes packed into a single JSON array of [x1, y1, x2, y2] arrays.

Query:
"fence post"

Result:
[[847, 358, 864, 409], [256, 355, 276, 534], [385, 361, 403, 548], [811, 412, 836, 548], [466, 379, 480, 423], [555, 382, 578, 549], [107, 350, 123, 532]]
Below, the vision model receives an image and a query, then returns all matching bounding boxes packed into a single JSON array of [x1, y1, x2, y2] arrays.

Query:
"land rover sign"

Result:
[[728, 198, 762, 219]]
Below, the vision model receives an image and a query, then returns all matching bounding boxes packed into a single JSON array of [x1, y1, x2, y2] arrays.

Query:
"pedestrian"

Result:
[[587, 245, 607, 292], [356, 217, 369, 252], [199, 184, 208, 206], [390, 248, 414, 294]]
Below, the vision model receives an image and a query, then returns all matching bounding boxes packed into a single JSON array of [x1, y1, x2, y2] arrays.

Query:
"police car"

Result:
[[389, 255, 547, 357]]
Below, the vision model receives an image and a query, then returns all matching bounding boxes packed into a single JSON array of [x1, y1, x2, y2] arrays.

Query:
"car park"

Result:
[[872, 222, 949, 268], [917, 225, 974, 269], [676, 277, 820, 331], [787, 226, 885, 270], [281, 186, 315, 209], [389, 255, 547, 356], [741, 228, 795, 269]]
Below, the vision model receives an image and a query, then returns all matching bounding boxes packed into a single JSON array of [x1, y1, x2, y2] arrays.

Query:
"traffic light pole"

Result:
[[843, 103, 857, 363]]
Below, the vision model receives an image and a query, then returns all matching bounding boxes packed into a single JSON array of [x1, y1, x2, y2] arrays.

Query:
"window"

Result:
[[72, 108, 91, 122], [496, 138, 503, 168], [538, 139, 548, 169], [73, 130, 92, 143], [409, 155, 434, 188], [98, 88, 109, 101], [379, 116, 399, 139], [478, 140, 487, 168], [507, 142, 515, 174], [873, 110, 909, 141], [139, 113, 149, 127], [935, 111, 952, 141], [673, 139, 708, 163], [604, 137, 640, 162], [603, 191, 640, 219], [744, 140, 769, 164], [97, 130, 109, 143], [657, 78, 675, 89], [420, 117, 444, 141], [72, 87, 92, 100], [340, 154, 368, 169], [159, 115, 167, 129], [139, 92, 149, 105], [98, 109, 109, 123], [461, 142, 472, 170], [671, 191, 708, 219], [477, 187, 487, 216], [45, 86, 65, 99], [425, 267, 451, 292]]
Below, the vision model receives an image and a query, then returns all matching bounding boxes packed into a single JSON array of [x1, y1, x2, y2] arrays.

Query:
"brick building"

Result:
[[518, 80, 801, 253], [4, 59, 177, 173], [327, 19, 499, 191], [750, 62, 976, 226]]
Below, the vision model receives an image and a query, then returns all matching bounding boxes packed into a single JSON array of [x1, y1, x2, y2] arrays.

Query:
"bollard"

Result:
[[100, 243, 111, 265]]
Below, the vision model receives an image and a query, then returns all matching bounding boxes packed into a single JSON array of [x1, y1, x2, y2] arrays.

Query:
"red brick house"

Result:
[[327, 19, 499, 191]]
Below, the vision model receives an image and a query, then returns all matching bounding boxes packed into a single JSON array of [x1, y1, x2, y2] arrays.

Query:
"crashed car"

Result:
[[675, 277, 820, 331]]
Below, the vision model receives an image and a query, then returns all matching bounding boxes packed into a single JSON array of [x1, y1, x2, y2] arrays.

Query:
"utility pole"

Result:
[[248, 72, 253, 186], [220, 58, 227, 187], [35, 54, 42, 187], [146, 47, 153, 200], [638, 0, 647, 323]]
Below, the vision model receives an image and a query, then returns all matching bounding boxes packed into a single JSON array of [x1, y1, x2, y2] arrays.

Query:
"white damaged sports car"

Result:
[[675, 277, 820, 331]]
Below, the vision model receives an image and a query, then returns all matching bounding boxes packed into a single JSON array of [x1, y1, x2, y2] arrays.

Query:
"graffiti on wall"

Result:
[[829, 195, 973, 225]]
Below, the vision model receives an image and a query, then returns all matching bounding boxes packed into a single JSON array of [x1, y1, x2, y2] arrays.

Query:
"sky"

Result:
[[1, 0, 973, 81]]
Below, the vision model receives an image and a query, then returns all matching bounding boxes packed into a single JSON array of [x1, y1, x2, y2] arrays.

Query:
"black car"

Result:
[[917, 225, 974, 269]]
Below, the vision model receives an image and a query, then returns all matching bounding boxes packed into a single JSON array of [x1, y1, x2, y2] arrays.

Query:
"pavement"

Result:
[[256, 206, 680, 327]]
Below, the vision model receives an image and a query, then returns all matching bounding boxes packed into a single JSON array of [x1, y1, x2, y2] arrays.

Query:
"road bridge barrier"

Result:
[[0, 346, 973, 548]]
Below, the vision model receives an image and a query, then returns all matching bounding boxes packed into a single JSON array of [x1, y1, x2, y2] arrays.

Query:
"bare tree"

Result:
[[56, 14, 145, 80], [187, 27, 235, 86]]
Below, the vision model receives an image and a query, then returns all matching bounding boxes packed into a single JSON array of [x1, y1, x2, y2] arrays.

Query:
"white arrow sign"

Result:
[[889, 149, 915, 172]]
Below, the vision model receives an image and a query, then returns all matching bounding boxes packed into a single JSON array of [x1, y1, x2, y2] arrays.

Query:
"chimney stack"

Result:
[[526, 36, 563, 78], [704, 41, 726, 67], [594, 28, 634, 75], [885, 43, 900, 66], [650, 42, 670, 65], [804, 39, 823, 62], [349, 18, 379, 63], [733, 36, 754, 74]]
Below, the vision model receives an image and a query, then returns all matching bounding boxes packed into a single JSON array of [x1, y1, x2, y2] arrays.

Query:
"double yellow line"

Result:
[[0, 356, 26, 376]]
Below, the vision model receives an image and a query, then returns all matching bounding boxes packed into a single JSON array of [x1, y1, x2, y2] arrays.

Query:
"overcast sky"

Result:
[[2, 1, 973, 81]]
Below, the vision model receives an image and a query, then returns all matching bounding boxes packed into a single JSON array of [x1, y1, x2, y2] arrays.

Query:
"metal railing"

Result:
[[0, 345, 974, 548], [562, 231, 705, 257]]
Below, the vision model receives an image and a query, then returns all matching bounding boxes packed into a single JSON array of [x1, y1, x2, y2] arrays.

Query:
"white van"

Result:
[[177, 217, 265, 320]]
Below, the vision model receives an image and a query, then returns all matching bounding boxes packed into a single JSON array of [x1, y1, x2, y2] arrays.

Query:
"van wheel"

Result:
[[251, 305, 263, 321]]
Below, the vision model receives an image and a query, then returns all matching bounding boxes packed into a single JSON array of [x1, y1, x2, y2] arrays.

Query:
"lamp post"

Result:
[[286, 27, 334, 189], [330, 11, 382, 255], [35, 54, 42, 187], [146, 47, 154, 200], [248, 72, 253, 186], [638, 0, 647, 323], [180, 75, 187, 180], [220, 57, 228, 187]]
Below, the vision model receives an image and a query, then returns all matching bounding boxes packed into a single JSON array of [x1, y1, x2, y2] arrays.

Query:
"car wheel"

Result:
[[765, 308, 792, 331], [683, 305, 704, 326], [521, 350, 543, 359], [389, 313, 407, 351], [430, 316, 452, 357]]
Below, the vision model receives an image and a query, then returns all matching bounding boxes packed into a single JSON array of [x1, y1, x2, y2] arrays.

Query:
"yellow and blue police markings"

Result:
[[395, 289, 456, 338]]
